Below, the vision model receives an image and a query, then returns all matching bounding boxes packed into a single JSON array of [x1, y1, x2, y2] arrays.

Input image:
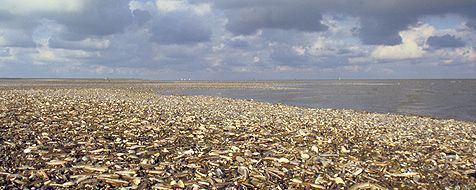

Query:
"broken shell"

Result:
[[79, 165, 108, 172], [352, 168, 364, 176], [340, 146, 350, 153], [311, 145, 319, 153], [310, 183, 326, 189], [23, 148, 31, 154], [349, 183, 387, 190], [290, 178, 303, 184], [183, 149, 194, 155], [301, 153, 310, 160], [1, 81, 474, 189], [278, 157, 290, 163], [98, 178, 129, 186], [237, 166, 249, 179], [236, 156, 246, 162], [334, 177, 345, 185], [61, 181, 74, 187], [115, 170, 136, 175], [177, 180, 185, 188], [132, 177, 141, 186], [387, 172, 419, 177], [146, 170, 164, 175], [46, 160, 67, 166]]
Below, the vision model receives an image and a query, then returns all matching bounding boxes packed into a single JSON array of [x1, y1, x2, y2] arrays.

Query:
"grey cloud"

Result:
[[152, 45, 210, 72], [270, 47, 308, 66], [1, 0, 476, 79], [427, 34, 465, 48], [218, 3, 328, 35], [358, 16, 417, 45], [226, 39, 249, 49], [0, 12, 38, 31], [132, 9, 152, 25], [0, 48, 9, 56], [0, 0, 133, 49], [0, 29, 36, 47], [337, 49, 353, 55], [53, 0, 133, 37], [213, 0, 476, 45], [149, 11, 212, 44], [48, 37, 109, 51], [466, 20, 476, 30]]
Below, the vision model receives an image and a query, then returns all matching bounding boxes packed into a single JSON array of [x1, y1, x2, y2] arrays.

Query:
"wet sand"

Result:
[[1, 80, 475, 189]]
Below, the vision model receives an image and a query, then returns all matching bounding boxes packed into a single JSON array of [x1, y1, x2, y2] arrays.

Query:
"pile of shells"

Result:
[[0, 81, 475, 189]]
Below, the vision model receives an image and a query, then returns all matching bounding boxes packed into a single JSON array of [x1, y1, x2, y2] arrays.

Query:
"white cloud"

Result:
[[49, 37, 111, 50], [0, 36, 7, 46], [275, 66, 294, 72], [292, 46, 306, 56], [0, 0, 475, 79], [0, 28, 34, 47], [34, 46, 98, 64], [371, 41, 423, 60], [253, 56, 260, 63], [156, 0, 211, 15], [427, 47, 475, 65], [156, 0, 184, 12], [371, 24, 436, 60], [0, 0, 84, 15]]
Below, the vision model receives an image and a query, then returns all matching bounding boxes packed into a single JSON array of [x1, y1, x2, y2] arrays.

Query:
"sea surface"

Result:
[[165, 80, 476, 121]]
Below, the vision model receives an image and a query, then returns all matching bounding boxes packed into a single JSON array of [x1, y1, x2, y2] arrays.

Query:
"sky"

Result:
[[0, 0, 475, 80]]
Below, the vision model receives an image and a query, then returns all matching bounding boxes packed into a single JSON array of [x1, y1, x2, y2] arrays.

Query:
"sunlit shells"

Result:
[[301, 153, 310, 160], [0, 81, 475, 189], [235, 156, 246, 163], [334, 177, 345, 185], [78, 165, 108, 172], [387, 172, 419, 177], [46, 160, 67, 166], [98, 177, 129, 186], [23, 148, 31, 154], [311, 145, 319, 153], [340, 146, 350, 153], [237, 166, 249, 179], [349, 183, 387, 190], [278, 157, 290, 163]]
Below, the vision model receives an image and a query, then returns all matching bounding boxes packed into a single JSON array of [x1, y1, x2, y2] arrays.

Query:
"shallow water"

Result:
[[165, 80, 476, 121]]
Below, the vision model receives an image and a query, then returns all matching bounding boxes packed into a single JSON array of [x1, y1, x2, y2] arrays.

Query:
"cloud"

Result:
[[467, 20, 476, 30], [0, 48, 9, 57], [0, 0, 476, 79], [371, 24, 435, 60], [222, 5, 328, 35], [132, 9, 152, 25], [149, 11, 212, 44], [53, 0, 133, 37], [226, 38, 250, 49], [1, 0, 132, 36], [427, 34, 465, 48], [34, 46, 98, 64], [0, 28, 36, 47], [0, 0, 83, 15], [48, 37, 111, 51], [358, 16, 417, 45], [212, 0, 476, 45]]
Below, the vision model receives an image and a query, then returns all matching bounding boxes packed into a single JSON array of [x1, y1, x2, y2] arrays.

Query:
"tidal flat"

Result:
[[0, 80, 475, 189]]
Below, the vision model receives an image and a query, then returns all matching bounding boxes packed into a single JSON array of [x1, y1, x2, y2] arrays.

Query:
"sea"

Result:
[[165, 80, 476, 121]]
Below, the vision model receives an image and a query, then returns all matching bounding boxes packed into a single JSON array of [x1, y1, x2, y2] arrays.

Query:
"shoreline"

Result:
[[162, 92, 476, 123], [1, 83, 476, 189]]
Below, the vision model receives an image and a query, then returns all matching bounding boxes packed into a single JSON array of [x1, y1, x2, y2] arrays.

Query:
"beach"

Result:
[[1, 80, 475, 189]]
